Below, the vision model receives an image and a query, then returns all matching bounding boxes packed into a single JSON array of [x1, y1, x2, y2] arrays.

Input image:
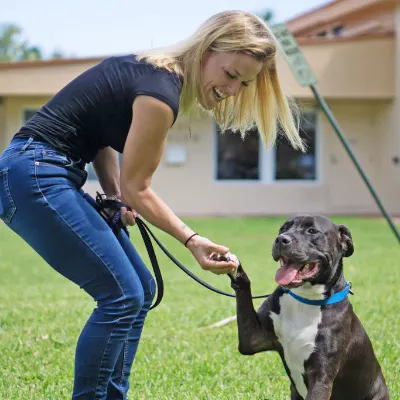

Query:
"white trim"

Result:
[[261, 138, 274, 184]]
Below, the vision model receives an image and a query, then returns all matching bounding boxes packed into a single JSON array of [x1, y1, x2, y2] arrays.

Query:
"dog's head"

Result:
[[272, 214, 354, 289]]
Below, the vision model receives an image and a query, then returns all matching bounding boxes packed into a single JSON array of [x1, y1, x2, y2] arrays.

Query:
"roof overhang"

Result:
[[277, 37, 394, 100], [0, 38, 394, 100], [287, 0, 399, 36]]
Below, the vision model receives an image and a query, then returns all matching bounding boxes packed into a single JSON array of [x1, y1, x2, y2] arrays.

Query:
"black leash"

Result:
[[95, 192, 271, 310], [135, 217, 272, 301], [95, 192, 164, 310]]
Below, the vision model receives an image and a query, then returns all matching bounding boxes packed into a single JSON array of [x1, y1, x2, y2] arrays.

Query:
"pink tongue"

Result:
[[275, 265, 300, 285]]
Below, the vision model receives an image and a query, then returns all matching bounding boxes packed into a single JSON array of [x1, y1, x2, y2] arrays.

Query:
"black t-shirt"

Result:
[[14, 55, 182, 162]]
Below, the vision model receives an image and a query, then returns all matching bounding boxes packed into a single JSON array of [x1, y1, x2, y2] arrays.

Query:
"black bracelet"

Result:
[[184, 233, 198, 247]]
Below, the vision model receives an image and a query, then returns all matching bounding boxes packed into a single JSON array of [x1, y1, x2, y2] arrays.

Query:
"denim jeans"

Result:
[[0, 137, 155, 399]]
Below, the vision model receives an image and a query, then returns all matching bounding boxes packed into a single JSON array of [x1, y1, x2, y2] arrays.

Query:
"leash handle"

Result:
[[94, 192, 164, 310], [95, 192, 130, 238]]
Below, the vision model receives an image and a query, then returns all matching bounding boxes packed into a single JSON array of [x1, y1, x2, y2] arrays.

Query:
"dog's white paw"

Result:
[[210, 252, 240, 277], [226, 252, 239, 278]]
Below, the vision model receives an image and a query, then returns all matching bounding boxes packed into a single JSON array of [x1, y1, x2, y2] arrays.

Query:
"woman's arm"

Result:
[[120, 95, 236, 274], [92, 147, 121, 197], [121, 95, 195, 244]]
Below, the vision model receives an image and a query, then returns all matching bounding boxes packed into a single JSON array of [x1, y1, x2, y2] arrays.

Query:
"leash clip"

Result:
[[349, 281, 354, 295]]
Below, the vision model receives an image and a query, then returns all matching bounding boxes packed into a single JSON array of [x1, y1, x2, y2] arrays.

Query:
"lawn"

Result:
[[0, 216, 399, 399]]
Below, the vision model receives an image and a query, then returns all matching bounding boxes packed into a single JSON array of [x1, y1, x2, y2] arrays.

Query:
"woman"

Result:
[[0, 10, 304, 400]]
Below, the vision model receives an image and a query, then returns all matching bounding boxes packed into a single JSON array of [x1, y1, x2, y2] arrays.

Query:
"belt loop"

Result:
[[21, 136, 34, 152]]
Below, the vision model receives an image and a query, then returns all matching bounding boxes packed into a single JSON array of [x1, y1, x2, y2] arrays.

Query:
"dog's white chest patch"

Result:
[[270, 285, 324, 399]]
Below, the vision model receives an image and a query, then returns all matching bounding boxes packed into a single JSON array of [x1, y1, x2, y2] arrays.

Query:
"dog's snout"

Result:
[[275, 234, 292, 246]]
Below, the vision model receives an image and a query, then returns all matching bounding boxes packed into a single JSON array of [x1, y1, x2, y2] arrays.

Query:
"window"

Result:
[[86, 152, 123, 181], [332, 25, 344, 36], [215, 111, 318, 183], [21, 108, 114, 182], [23, 109, 38, 123], [216, 126, 260, 180], [274, 112, 317, 180]]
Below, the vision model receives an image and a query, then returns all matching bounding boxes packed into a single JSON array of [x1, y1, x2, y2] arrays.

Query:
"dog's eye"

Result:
[[308, 228, 318, 234]]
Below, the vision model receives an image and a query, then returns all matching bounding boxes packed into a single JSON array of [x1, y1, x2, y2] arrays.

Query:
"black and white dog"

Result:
[[229, 214, 389, 400]]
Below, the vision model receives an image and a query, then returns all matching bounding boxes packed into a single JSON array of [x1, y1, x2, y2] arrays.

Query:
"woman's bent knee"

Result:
[[125, 290, 145, 316], [98, 289, 145, 322]]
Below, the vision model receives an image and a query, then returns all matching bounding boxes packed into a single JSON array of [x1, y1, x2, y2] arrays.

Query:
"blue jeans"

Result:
[[0, 137, 155, 399]]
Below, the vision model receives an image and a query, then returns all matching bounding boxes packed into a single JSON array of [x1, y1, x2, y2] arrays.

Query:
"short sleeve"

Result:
[[132, 65, 182, 124]]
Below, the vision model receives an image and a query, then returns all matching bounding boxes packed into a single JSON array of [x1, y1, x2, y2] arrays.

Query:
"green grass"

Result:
[[0, 216, 399, 399]]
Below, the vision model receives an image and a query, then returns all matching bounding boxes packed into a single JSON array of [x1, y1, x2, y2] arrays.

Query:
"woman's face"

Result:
[[200, 51, 263, 109]]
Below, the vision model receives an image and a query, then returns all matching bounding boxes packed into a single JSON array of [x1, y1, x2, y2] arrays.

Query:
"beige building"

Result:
[[0, 0, 399, 216]]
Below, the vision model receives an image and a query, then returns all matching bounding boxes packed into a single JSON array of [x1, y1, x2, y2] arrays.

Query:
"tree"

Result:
[[51, 49, 64, 59], [258, 9, 275, 25], [20, 45, 42, 61], [0, 23, 43, 62]]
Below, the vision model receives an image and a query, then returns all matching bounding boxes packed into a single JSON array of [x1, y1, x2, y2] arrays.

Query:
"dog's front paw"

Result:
[[209, 252, 250, 290], [229, 264, 251, 291], [210, 252, 240, 275]]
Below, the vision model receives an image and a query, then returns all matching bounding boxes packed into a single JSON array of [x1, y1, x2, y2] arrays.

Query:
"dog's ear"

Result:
[[337, 224, 354, 257]]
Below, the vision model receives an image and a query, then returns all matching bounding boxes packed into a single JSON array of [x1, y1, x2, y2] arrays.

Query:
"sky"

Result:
[[2, 0, 329, 59]]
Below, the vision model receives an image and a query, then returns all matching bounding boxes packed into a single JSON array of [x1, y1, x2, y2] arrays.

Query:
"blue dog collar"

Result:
[[281, 282, 353, 306]]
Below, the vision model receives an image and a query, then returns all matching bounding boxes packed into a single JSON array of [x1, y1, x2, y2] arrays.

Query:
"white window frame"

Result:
[[214, 109, 322, 186]]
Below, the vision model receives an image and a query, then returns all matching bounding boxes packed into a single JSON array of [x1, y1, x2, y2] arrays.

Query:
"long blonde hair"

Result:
[[136, 10, 305, 151]]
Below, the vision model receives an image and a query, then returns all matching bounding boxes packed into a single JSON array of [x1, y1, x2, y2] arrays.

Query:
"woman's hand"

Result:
[[186, 235, 238, 275], [120, 205, 138, 226], [103, 195, 138, 227]]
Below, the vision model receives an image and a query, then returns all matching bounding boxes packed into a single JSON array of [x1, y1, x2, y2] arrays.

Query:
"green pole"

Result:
[[310, 84, 400, 244]]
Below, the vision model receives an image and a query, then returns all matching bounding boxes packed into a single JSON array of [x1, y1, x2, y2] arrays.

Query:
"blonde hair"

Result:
[[136, 10, 305, 151]]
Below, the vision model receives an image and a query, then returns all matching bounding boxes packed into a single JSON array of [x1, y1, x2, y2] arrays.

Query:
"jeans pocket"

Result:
[[37, 149, 74, 168], [0, 168, 16, 224]]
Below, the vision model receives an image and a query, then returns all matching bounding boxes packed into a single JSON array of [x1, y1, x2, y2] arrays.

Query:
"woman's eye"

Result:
[[225, 70, 248, 88], [225, 71, 235, 79]]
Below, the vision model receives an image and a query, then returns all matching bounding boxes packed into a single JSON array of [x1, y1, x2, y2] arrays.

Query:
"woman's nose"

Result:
[[227, 81, 242, 96], [223, 80, 241, 98]]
